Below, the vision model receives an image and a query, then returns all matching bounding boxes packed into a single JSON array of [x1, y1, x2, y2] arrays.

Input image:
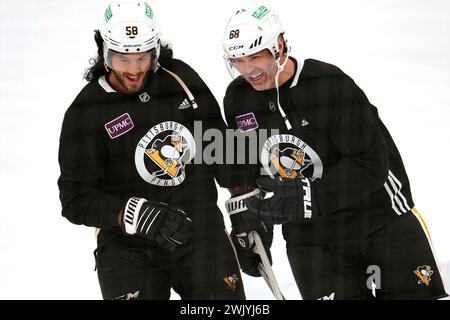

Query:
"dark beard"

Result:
[[111, 69, 149, 94]]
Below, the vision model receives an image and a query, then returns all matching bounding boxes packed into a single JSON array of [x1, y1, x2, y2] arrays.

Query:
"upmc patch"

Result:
[[105, 113, 134, 139], [235, 112, 259, 132]]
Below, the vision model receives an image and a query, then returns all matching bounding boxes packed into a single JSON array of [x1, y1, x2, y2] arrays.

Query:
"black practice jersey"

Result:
[[59, 59, 240, 238], [224, 58, 415, 242]]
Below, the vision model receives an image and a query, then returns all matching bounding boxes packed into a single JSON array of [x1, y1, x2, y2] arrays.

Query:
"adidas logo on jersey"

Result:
[[178, 98, 192, 110], [301, 118, 309, 127]]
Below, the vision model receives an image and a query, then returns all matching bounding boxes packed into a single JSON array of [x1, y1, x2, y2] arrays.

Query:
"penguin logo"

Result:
[[135, 121, 196, 186], [261, 134, 323, 180], [223, 274, 240, 291], [413, 265, 434, 286], [145, 134, 189, 179], [269, 147, 313, 179]]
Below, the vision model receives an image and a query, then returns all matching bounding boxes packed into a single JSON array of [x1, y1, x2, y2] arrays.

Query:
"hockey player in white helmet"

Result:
[[58, 1, 246, 300], [222, 5, 448, 299], [223, 5, 293, 129], [100, 1, 160, 94]]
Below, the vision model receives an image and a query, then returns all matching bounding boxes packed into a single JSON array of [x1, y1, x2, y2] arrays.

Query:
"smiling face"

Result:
[[230, 36, 293, 91], [107, 51, 153, 94], [231, 49, 278, 91]]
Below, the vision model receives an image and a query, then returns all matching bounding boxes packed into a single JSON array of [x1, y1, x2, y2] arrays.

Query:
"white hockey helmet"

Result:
[[100, 1, 160, 70], [222, 5, 287, 60]]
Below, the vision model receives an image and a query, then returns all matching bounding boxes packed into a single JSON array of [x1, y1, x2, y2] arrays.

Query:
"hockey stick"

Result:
[[225, 191, 284, 299], [250, 231, 285, 300]]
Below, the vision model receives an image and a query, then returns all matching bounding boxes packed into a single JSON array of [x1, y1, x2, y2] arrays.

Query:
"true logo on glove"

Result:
[[302, 178, 312, 219]]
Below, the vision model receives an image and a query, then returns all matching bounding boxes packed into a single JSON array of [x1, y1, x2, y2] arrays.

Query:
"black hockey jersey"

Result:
[[224, 58, 415, 244], [58, 59, 240, 239]]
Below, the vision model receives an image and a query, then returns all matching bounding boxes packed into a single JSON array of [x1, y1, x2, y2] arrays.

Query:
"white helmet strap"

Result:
[[274, 38, 292, 130]]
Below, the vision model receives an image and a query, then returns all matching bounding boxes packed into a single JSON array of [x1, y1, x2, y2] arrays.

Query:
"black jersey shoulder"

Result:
[[298, 58, 360, 92], [71, 80, 109, 108], [160, 58, 223, 121], [155, 57, 212, 102], [225, 76, 251, 98], [294, 58, 366, 107], [68, 78, 121, 114], [159, 58, 204, 89], [61, 80, 110, 137], [63, 80, 108, 123], [301, 59, 347, 79], [161, 57, 193, 73]]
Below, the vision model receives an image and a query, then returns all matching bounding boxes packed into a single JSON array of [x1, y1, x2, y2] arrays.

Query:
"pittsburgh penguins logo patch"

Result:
[[260, 134, 323, 180], [135, 121, 196, 186], [223, 274, 240, 291], [414, 265, 434, 286]]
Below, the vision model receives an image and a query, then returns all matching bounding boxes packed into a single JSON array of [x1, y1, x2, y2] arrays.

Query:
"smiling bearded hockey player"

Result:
[[57, 1, 245, 300], [221, 5, 448, 299]]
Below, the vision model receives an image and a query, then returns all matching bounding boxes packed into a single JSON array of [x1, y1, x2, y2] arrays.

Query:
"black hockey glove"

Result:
[[245, 176, 314, 225], [230, 227, 273, 277], [123, 197, 193, 252], [225, 190, 273, 277]]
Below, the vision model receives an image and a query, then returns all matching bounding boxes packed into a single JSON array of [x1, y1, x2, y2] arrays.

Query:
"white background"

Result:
[[0, 0, 449, 299]]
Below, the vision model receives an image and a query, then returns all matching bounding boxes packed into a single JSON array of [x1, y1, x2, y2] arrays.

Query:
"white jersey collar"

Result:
[[98, 75, 117, 93], [290, 58, 304, 89]]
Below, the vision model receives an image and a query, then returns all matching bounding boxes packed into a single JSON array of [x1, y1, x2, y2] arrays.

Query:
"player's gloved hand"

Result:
[[245, 176, 314, 225], [225, 190, 273, 277], [230, 226, 273, 277], [123, 197, 193, 252]]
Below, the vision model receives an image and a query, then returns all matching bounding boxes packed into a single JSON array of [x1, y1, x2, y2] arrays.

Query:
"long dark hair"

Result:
[[83, 30, 174, 82]]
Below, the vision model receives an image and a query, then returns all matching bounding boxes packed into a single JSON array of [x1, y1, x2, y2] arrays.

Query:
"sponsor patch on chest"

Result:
[[104, 113, 134, 139], [235, 112, 258, 132]]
